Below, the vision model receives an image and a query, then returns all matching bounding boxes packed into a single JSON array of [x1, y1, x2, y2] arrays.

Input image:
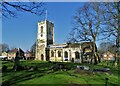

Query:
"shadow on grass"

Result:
[[2, 62, 58, 86], [2, 60, 119, 86], [2, 71, 42, 86]]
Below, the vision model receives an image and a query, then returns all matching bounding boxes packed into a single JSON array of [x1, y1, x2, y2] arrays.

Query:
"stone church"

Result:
[[35, 20, 95, 63]]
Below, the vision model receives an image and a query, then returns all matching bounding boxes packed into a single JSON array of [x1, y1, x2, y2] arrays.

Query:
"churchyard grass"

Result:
[[1, 60, 119, 86]]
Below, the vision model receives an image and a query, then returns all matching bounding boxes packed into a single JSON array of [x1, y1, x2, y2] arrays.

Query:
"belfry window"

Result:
[[41, 26, 43, 33]]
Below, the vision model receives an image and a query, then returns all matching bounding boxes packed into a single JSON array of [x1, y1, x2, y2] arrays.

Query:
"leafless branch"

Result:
[[1, 1, 45, 18]]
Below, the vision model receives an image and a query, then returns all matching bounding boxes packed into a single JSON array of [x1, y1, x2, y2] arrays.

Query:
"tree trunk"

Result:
[[93, 42, 99, 65], [97, 53, 101, 63], [115, 23, 120, 74], [116, 2, 120, 63]]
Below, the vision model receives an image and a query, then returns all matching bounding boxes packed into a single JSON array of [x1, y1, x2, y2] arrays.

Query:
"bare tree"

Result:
[[30, 42, 36, 57], [68, 2, 120, 64], [67, 30, 78, 43], [1, 1, 45, 18], [0, 43, 9, 52], [68, 3, 107, 64], [98, 42, 116, 54], [100, 2, 120, 62]]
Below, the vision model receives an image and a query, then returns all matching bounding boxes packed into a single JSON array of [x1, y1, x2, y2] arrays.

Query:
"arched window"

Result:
[[58, 51, 61, 57], [64, 51, 68, 61], [75, 51, 79, 59], [41, 26, 43, 33], [64, 51, 68, 57], [51, 50, 54, 57]]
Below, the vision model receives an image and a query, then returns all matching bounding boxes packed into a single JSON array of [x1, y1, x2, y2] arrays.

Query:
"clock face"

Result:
[[41, 44, 45, 47], [40, 44, 45, 48]]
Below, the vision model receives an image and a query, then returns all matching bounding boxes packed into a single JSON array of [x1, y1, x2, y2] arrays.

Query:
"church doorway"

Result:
[[41, 54, 44, 61]]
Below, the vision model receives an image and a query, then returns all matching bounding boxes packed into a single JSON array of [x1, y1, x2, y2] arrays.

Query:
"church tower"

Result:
[[35, 20, 54, 61]]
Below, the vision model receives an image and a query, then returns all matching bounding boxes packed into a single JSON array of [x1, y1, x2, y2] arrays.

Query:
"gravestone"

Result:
[[13, 51, 20, 71], [49, 63, 69, 71], [76, 66, 90, 71]]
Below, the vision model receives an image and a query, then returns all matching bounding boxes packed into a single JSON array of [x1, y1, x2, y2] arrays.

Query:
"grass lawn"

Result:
[[1, 60, 119, 86]]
